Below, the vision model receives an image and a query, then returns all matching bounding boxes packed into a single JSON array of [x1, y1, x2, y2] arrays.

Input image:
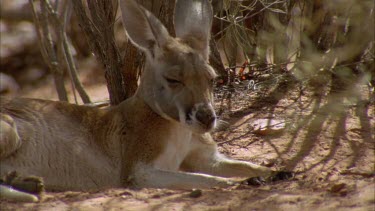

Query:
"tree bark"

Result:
[[72, 0, 125, 105], [209, 39, 227, 80]]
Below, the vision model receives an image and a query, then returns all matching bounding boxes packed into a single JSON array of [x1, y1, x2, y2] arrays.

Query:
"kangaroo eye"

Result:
[[166, 78, 180, 83], [165, 77, 183, 86]]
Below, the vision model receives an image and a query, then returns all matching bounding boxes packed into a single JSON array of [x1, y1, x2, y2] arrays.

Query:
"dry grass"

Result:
[[215, 0, 374, 90]]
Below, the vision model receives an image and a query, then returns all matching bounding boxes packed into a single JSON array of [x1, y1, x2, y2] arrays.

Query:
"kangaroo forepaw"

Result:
[[241, 171, 294, 187], [242, 176, 267, 186], [2, 171, 44, 194], [269, 171, 295, 182]]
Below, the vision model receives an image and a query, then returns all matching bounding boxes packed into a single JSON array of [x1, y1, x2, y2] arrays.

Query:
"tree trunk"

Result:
[[72, 0, 126, 105], [209, 39, 227, 82]]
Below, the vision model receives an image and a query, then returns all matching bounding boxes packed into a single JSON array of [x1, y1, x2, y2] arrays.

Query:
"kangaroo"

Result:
[[0, 0, 291, 202]]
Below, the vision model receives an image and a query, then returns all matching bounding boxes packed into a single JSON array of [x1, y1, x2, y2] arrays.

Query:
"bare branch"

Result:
[[43, 0, 91, 104], [29, 0, 68, 102]]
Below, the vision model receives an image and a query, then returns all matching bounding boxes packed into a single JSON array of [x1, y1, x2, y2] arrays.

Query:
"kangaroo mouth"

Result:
[[185, 109, 216, 134]]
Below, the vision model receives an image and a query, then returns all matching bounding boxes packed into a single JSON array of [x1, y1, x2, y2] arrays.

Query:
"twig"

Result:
[[29, 0, 68, 102], [43, 0, 91, 104]]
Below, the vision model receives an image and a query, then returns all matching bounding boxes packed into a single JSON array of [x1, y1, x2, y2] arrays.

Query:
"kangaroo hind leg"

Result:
[[0, 114, 21, 159], [0, 171, 43, 203]]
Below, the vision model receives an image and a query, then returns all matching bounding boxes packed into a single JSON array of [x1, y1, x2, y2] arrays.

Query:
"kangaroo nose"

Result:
[[195, 106, 216, 129]]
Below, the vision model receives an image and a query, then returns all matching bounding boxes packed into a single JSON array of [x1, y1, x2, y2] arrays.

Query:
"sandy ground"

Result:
[[0, 65, 374, 211]]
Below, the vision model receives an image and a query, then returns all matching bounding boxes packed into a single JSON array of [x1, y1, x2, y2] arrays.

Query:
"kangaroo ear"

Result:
[[174, 0, 213, 60], [119, 0, 170, 58]]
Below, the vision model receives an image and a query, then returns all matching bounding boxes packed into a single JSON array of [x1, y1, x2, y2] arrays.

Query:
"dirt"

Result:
[[1, 63, 374, 211]]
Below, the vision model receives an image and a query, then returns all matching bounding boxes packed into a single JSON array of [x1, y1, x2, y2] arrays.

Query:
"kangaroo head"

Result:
[[120, 0, 216, 134]]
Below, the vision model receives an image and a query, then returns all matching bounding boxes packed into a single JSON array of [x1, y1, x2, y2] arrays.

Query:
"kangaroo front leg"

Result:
[[131, 164, 236, 190], [181, 133, 273, 179]]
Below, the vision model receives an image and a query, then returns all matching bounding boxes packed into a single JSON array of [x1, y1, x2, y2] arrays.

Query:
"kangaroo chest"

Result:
[[152, 127, 192, 171]]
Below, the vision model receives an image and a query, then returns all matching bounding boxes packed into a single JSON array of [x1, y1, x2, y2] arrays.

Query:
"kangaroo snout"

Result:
[[191, 103, 216, 131]]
